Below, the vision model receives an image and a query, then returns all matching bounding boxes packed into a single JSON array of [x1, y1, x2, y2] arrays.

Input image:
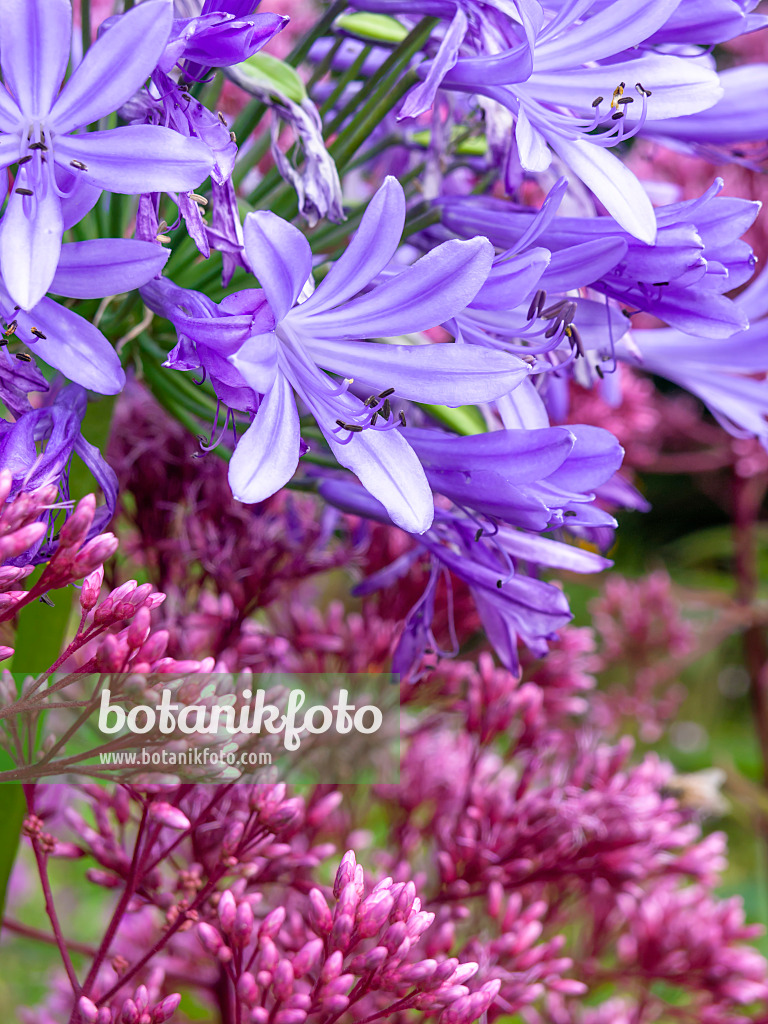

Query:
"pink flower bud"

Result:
[[319, 995, 349, 1015], [218, 890, 237, 933], [127, 607, 152, 650], [256, 936, 279, 973], [121, 999, 139, 1024], [350, 945, 388, 973], [57, 494, 96, 549], [1, 522, 46, 559], [308, 888, 333, 935], [357, 892, 394, 938], [95, 633, 127, 672], [78, 997, 99, 1023], [73, 533, 119, 577], [233, 901, 254, 947], [149, 803, 191, 831], [250, 1009, 269, 1024], [222, 820, 245, 856], [333, 851, 357, 899], [321, 950, 344, 983], [96, 1009, 112, 1024], [80, 567, 104, 611], [0, 645, 13, 661], [336, 881, 360, 920], [259, 906, 286, 939], [197, 922, 223, 955], [152, 994, 181, 1023], [135, 986, 149, 1012], [272, 959, 294, 1001], [292, 938, 323, 977], [237, 973, 259, 1007], [138, 630, 170, 664], [274, 1011, 306, 1024], [329, 913, 354, 952]]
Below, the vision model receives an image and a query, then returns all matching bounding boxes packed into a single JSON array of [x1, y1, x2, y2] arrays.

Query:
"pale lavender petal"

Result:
[[51, 240, 170, 299], [533, 0, 681, 70], [54, 127, 213, 193], [549, 137, 656, 244], [299, 176, 405, 316], [399, 7, 467, 119], [51, 1, 173, 134], [0, 0, 70, 116], [228, 373, 300, 503], [0, 83, 22, 132], [18, 298, 125, 395], [242, 211, 312, 321], [230, 331, 280, 395], [297, 237, 493, 338], [0, 172, 63, 309], [309, 338, 530, 405], [323, 426, 434, 534]]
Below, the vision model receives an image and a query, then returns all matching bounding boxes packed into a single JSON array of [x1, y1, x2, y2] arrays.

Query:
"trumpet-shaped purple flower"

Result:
[[145, 176, 533, 532], [440, 178, 760, 339], [0, 384, 118, 565], [0, 0, 213, 310], [320, 474, 611, 675]]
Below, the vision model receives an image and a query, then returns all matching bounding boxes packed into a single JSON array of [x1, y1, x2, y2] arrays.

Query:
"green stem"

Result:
[[81, 0, 91, 56]]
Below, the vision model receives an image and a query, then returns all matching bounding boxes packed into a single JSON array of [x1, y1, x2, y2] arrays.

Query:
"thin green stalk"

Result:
[[80, 0, 91, 57], [307, 36, 345, 92], [285, 0, 347, 69], [231, 124, 272, 188], [318, 45, 371, 117]]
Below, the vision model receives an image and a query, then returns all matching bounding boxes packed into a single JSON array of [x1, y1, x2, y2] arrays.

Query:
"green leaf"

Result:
[[412, 127, 489, 156], [334, 11, 409, 44], [419, 404, 488, 435], [234, 52, 307, 104]]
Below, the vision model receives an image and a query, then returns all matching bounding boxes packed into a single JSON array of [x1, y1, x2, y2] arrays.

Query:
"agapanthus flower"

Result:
[[620, 265, 768, 448], [351, 0, 722, 240], [320, 475, 611, 674], [440, 177, 760, 338], [144, 176, 533, 532], [0, 0, 214, 310], [0, 385, 117, 565]]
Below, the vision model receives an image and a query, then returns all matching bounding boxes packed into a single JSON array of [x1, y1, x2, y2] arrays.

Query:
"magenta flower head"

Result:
[[0, 0, 213, 310]]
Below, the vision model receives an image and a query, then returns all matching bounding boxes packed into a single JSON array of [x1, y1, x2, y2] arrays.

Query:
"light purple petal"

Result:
[[0, 84, 22, 132], [310, 337, 530, 405], [399, 7, 467, 119], [51, 240, 170, 299], [230, 331, 280, 395], [533, 0, 681, 70], [228, 373, 300, 503], [516, 107, 550, 172], [0, 172, 63, 309], [18, 298, 125, 395], [548, 137, 656, 244], [323, 426, 434, 534], [297, 237, 493, 339], [54, 127, 213, 194], [242, 211, 312, 321], [51, 1, 173, 134], [299, 176, 405, 316], [0, 0, 70, 116]]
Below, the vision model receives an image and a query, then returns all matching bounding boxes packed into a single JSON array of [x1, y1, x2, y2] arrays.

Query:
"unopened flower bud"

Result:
[[218, 890, 237, 932], [308, 888, 333, 935], [292, 937, 323, 977], [121, 999, 139, 1024], [152, 994, 181, 1023], [197, 922, 223, 955], [333, 851, 357, 898], [77, 997, 99, 1023], [233, 901, 254, 947], [237, 972, 259, 1007], [149, 803, 191, 831], [273, 959, 294, 1001]]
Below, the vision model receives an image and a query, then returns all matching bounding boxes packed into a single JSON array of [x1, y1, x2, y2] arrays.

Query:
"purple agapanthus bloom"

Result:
[[440, 178, 760, 338], [0, 0, 213, 310], [144, 176, 534, 532], [352, 0, 722, 240], [319, 474, 611, 675], [0, 236, 170, 396], [0, 384, 118, 565], [621, 266, 768, 448]]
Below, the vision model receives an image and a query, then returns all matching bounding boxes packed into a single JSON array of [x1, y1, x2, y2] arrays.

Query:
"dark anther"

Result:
[[15, 188, 33, 196], [398, 410, 407, 426], [541, 300, 566, 319], [635, 82, 652, 96], [621, 309, 633, 318], [364, 395, 377, 407], [619, 81, 626, 89], [15, 352, 31, 362], [475, 528, 483, 541], [336, 419, 347, 428], [28, 141, 47, 150], [652, 281, 669, 287], [378, 387, 395, 398], [190, 193, 208, 207], [17, 155, 32, 165], [617, 96, 634, 105], [591, 96, 603, 108], [217, 111, 228, 126], [5, 320, 17, 335], [544, 319, 562, 339], [733, 148, 746, 158], [562, 302, 577, 322], [595, 365, 604, 379], [345, 423, 363, 432], [569, 325, 585, 358], [70, 160, 88, 171], [371, 412, 379, 426], [229, 131, 237, 143], [611, 111, 624, 120], [382, 398, 392, 419], [527, 289, 546, 320], [564, 510, 578, 517], [30, 328, 47, 339], [496, 579, 503, 589]]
